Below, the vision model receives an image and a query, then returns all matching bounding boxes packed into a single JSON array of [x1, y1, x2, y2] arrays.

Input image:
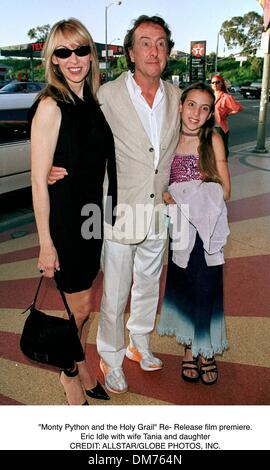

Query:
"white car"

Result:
[[0, 81, 45, 94], [0, 92, 38, 194]]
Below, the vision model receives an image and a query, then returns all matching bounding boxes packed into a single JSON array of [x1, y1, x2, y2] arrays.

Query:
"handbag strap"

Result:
[[57, 286, 73, 319], [22, 274, 73, 319], [33, 275, 43, 305]]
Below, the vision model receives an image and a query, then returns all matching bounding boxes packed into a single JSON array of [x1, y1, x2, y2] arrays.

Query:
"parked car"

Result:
[[0, 81, 10, 89], [240, 82, 270, 99], [0, 92, 39, 194], [0, 81, 45, 94], [229, 84, 241, 93]]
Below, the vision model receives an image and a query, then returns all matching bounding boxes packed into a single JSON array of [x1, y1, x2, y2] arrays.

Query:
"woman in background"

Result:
[[211, 74, 243, 159]]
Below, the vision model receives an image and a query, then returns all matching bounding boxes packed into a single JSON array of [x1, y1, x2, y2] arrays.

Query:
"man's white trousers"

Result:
[[97, 237, 167, 368]]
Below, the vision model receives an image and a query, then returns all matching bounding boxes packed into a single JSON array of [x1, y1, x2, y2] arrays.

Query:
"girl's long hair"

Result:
[[181, 82, 221, 184], [39, 18, 100, 103]]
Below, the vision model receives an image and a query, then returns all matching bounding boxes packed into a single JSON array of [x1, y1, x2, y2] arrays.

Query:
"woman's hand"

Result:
[[38, 244, 60, 278], [48, 166, 68, 185], [163, 191, 175, 204]]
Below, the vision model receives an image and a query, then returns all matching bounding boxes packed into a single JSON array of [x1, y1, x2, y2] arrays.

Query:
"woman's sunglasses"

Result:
[[211, 81, 221, 85], [53, 45, 91, 59]]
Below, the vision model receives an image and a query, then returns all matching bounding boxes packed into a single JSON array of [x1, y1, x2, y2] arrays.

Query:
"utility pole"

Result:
[[105, 1, 122, 82], [215, 30, 220, 74], [253, 28, 270, 153]]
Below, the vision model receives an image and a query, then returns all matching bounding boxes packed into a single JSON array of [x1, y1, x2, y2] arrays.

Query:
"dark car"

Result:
[[240, 82, 270, 100], [0, 81, 45, 94]]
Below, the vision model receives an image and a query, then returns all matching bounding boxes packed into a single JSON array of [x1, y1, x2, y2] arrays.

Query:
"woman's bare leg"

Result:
[[65, 288, 97, 390], [60, 288, 94, 403]]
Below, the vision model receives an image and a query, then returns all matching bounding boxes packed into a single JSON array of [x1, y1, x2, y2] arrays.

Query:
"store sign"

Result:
[[31, 42, 44, 52], [189, 40, 206, 83]]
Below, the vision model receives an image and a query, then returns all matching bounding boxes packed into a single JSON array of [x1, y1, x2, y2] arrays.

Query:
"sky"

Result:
[[0, 0, 263, 55]]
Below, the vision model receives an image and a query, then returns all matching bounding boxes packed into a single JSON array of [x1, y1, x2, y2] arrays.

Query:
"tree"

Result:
[[27, 24, 50, 42], [220, 11, 263, 55], [111, 56, 128, 78]]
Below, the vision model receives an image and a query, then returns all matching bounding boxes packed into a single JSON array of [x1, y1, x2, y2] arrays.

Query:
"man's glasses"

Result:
[[211, 81, 221, 85], [53, 45, 91, 59]]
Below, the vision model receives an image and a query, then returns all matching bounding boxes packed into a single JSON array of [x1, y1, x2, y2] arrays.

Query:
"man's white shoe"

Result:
[[100, 359, 128, 394], [126, 344, 163, 371]]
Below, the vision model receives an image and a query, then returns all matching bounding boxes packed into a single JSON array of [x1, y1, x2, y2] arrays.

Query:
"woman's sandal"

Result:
[[86, 381, 110, 401], [200, 358, 218, 385], [60, 365, 89, 405], [181, 345, 200, 383], [77, 361, 110, 400]]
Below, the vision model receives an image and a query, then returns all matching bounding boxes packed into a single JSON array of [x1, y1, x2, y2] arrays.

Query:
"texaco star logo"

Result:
[[192, 43, 205, 57]]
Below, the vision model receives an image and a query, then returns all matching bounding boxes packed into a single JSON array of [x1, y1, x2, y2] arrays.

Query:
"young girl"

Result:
[[157, 82, 230, 385]]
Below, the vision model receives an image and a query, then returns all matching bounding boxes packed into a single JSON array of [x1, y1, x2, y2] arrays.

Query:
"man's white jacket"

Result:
[[98, 72, 181, 244]]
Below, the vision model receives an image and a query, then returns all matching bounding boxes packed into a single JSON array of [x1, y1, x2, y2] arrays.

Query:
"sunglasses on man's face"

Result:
[[211, 81, 221, 85], [53, 45, 91, 59]]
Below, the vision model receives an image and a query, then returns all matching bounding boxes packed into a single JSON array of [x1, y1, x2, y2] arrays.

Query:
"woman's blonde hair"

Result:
[[40, 18, 100, 102]]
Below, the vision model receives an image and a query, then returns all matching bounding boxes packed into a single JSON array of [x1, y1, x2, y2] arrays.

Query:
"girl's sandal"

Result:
[[200, 358, 218, 385], [181, 345, 200, 383]]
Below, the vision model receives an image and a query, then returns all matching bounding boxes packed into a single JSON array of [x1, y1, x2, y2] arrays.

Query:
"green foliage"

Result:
[[32, 66, 46, 82], [216, 57, 239, 72], [0, 58, 44, 81], [220, 11, 263, 55], [114, 55, 128, 71], [250, 56, 263, 75], [27, 24, 50, 42], [1, 52, 263, 86], [162, 58, 187, 80], [110, 56, 128, 78], [206, 55, 263, 85]]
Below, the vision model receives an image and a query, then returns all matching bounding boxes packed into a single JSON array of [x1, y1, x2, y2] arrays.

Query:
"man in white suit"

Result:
[[48, 15, 181, 394], [97, 15, 180, 393]]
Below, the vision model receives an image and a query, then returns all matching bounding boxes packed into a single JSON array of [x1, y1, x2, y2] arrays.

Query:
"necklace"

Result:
[[181, 130, 199, 137]]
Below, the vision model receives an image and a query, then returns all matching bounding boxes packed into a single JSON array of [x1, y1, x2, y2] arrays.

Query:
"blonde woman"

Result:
[[30, 18, 117, 404]]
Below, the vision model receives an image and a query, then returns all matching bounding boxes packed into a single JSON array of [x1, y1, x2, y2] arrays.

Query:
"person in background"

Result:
[[30, 18, 117, 404], [158, 82, 230, 385], [211, 74, 243, 159], [48, 15, 181, 394]]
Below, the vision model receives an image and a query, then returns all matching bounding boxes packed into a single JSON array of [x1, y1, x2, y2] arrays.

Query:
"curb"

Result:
[[0, 211, 34, 233]]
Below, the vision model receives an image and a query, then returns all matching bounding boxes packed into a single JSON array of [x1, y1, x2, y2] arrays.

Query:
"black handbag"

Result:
[[20, 276, 84, 369]]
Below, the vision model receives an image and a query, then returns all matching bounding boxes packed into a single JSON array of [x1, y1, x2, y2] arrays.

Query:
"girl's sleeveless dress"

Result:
[[157, 153, 228, 358]]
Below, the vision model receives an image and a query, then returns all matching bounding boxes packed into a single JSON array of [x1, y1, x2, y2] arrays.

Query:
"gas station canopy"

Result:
[[0, 41, 124, 60]]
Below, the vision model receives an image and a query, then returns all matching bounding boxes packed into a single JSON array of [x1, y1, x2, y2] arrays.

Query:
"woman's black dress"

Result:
[[30, 85, 117, 293]]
